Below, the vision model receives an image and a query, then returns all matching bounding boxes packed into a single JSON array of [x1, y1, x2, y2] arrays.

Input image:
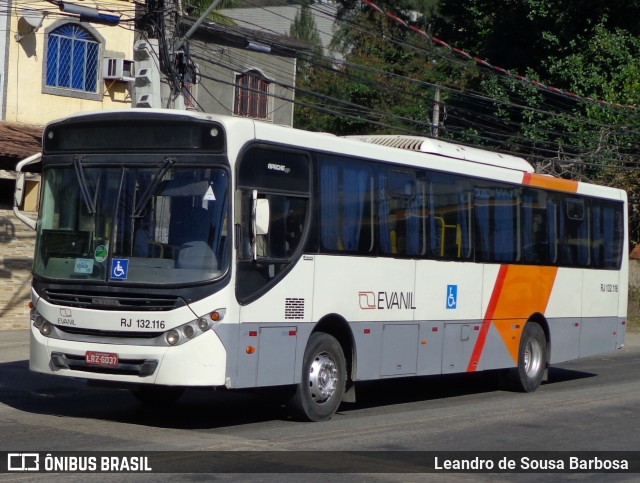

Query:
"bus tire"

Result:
[[288, 332, 346, 422], [131, 386, 184, 406], [507, 322, 547, 392]]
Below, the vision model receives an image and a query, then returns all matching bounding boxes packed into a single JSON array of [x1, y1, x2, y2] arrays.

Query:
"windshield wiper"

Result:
[[133, 157, 176, 218], [73, 156, 96, 214]]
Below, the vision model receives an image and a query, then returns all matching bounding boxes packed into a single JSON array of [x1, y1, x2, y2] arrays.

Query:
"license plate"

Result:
[[85, 351, 118, 367]]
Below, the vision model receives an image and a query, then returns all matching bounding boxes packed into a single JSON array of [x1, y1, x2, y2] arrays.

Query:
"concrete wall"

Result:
[[0, 209, 35, 330], [191, 39, 297, 126]]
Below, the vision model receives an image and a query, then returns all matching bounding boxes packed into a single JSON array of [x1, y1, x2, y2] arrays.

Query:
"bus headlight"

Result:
[[41, 321, 53, 336], [31, 310, 53, 337], [197, 318, 210, 331], [161, 309, 223, 346], [165, 330, 180, 345], [183, 325, 195, 339]]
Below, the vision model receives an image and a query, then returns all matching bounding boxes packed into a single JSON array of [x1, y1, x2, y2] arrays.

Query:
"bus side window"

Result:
[[242, 192, 309, 261], [522, 188, 548, 264], [474, 182, 520, 263], [319, 157, 373, 254], [558, 197, 590, 267], [592, 201, 624, 269], [429, 173, 471, 260], [378, 168, 422, 256], [284, 198, 307, 256]]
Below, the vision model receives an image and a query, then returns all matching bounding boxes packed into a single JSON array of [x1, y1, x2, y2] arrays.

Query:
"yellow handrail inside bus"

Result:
[[434, 217, 462, 257]]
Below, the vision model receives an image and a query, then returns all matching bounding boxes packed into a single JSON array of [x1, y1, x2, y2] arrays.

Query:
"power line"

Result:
[[46, 0, 633, 175], [189, 45, 640, 170], [360, 0, 639, 111], [213, 1, 640, 135]]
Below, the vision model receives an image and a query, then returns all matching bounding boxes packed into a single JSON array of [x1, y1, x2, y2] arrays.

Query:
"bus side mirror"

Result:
[[251, 192, 269, 260], [14, 172, 25, 210], [253, 198, 270, 236], [13, 153, 41, 230]]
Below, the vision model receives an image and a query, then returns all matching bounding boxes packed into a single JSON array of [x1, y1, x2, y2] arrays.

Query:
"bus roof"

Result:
[[46, 110, 626, 199], [346, 135, 535, 173], [47, 110, 530, 174]]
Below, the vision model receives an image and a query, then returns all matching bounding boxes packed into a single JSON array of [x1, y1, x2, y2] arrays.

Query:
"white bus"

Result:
[[15, 109, 628, 421]]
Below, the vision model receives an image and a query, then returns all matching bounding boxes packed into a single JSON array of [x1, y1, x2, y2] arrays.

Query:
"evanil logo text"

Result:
[[359, 291, 416, 310]]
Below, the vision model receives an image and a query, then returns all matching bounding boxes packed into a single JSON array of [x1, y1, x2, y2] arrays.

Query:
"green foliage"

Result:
[[290, 2, 324, 59], [296, 0, 454, 135]]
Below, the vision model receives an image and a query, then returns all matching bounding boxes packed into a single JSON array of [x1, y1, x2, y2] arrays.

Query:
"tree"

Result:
[[299, 1, 640, 168], [290, 1, 324, 59], [295, 0, 456, 135]]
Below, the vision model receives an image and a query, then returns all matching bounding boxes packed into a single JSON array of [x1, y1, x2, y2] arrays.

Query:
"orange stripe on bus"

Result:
[[523, 172, 578, 193], [467, 265, 508, 371], [465, 172, 573, 372], [467, 265, 558, 372]]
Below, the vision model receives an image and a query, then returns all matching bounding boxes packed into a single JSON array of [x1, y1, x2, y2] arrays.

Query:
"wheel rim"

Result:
[[307, 352, 338, 404], [524, 337, 543, 378]]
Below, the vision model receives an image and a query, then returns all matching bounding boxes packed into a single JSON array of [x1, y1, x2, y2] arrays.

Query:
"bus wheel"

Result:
[[288, 332, 346, 422], [130, 386, 184, 406], [507, 322, 547, 392]]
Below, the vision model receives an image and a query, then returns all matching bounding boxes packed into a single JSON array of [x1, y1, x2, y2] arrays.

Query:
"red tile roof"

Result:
[[0, 122, 42, 166]]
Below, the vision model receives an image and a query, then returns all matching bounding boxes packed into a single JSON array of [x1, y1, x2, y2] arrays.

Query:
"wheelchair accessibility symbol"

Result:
[[111, 259, 129, 280], [446, 285, 457, 309]]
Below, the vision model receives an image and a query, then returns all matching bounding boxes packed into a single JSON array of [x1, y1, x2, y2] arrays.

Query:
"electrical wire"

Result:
[[216, 1, 640, 141], [8, 0, 640, 173], [189, 47, 640, 169], [188, 37, 640, 168]]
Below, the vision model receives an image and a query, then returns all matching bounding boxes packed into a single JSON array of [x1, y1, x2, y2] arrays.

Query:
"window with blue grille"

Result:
[[46, 24, 99, 93]]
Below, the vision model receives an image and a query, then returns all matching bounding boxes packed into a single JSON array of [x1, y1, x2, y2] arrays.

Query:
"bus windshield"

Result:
[[34, 164, 229, 285]]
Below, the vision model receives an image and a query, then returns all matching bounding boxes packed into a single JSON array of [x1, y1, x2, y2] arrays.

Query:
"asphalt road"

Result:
[[1, 329, 640, 482]]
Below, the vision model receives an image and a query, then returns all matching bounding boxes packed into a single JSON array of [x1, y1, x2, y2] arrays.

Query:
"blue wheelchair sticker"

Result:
[[111, 259, 129, 280], [446, 285, 458, 309]]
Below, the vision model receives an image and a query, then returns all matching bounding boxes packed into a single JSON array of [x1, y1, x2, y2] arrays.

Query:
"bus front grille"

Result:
[[43, 289, 182, 311], [56, 326, 162, 339]]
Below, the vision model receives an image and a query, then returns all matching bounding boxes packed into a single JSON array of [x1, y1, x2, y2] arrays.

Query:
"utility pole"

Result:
[[166, 0, 224, 109], [133, 0, 223, 109], [431, 87, 441, 138], [162, 0, 181, 108], [131, 0, 165, 108]]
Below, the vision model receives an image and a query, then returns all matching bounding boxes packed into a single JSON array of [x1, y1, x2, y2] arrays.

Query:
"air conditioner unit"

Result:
[[103, 57, 134, 82]]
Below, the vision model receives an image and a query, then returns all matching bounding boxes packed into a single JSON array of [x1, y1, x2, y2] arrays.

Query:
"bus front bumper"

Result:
[[29, 326, 228, 387]]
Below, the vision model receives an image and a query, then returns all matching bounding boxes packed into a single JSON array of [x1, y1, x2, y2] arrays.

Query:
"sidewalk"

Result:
[[622, 330, 640, 349], [0, 329, 28, 363]]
